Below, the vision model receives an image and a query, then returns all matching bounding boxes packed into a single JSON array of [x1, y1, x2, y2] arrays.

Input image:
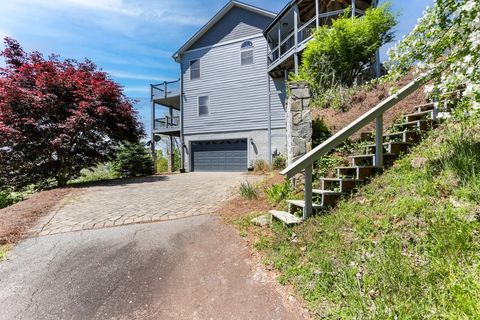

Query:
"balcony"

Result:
[[153, 115, 180, 134], [265, 0, 374, 76], [151, 79, 181, 110]]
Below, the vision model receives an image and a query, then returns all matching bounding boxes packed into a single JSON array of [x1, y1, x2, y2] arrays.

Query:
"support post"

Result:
[[375, 49, 381, 78], [179, 65, 186, 173], [303, 165, 313, 219], [267, 73, 272, 166], [293, 5, 299, 75], [315, 0, 319, 27], [352, 0, 356, 17], [150, 86, 157, 173], [278, 25, 282, 57], [375, 114, 384, 168]]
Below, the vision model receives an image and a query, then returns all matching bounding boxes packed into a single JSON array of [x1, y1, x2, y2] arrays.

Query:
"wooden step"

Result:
[[350, 153, 397, 166], [393, 119, 436, 131], [336, 166, 379, 180], [287, 200, 324, 210], [405, 110, 433, 122], [416, 102, 435, 113], [365, 142, 410, 155], [384, 130, 422, 143], [321, 178, 364, 193], [312, 190, 344, 206], [270, 210, 303, 225]]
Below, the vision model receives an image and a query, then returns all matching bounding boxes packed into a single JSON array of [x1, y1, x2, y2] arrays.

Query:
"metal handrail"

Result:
[[281, 74, 430, 179]]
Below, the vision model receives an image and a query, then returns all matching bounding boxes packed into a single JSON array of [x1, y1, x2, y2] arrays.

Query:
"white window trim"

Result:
[[240, 49, 254, 65], [197, 95, 209, 117], [189, 59, 201, 80]]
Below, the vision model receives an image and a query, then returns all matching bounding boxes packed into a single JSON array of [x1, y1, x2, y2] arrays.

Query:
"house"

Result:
[[150, 0, 377, 172]]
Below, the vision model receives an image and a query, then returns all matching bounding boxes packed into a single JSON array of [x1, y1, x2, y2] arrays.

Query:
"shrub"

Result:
[[312, 118, 332, 147], [297, 4, 397, 102], [0, 189, 24, 209], [70, 163, 118, 184], [112, 142, 154, 178], [253, 159, 270, 173], [272, 156, 287, 170], [265, 180, 293, 206], [239, 181, 259, 200]]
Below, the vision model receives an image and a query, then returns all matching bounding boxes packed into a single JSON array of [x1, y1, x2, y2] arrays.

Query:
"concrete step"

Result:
[[405, 110, 433, 122], [287, 200, 324, 210], [321, 178, 364, 193], [384, 130, 422, 143], [336, 166, 380, 180], [364, 142, 411, 155], [270, 210, 303, 225], [393, 119, 436, 131], [350, 153, 397, 166], [312, 190, 344, 207]]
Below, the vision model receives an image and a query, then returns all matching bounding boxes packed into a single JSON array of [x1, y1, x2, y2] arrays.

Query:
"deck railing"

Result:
[[154, 116, 180, 131], [281, 73, 432, 218], [268, 8, 365, 68], [151, 79, 180, 100]]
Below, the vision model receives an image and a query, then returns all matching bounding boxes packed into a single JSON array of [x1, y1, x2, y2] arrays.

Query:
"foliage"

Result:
[[253, 159, 270, 173], [0, 189, 24, 209], [155, 147, 181, 173], [313, 154, 345, 181], [239, 181, 259, 200], [312, 118, 332, 147], [0, 38, 143, 189], [111, 142, 154, 178], [0, 245, 10, 261], [297, 4, 397, 102], [265, 180, 294, 206], [272, 155, 287, 170], [249, 119, 480, 318], [70, 163, 118, 184], [386, 0, 480, 116]]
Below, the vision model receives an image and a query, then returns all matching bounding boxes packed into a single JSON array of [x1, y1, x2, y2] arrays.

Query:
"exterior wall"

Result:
[[180, 34, 286, 136], [183, 128, 286, 172], [188, 7, 273, 50]]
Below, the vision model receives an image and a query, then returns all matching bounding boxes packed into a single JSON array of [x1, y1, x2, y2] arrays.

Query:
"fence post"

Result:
[[375, 114, 383, 168]]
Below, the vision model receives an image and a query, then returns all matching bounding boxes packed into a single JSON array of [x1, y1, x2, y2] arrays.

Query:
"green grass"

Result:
[[239, 181, 259, 200], [243, 119, 480, 319], [0, 245, 11, 261]]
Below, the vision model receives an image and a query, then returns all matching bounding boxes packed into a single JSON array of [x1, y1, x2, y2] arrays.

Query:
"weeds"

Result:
[[253, 160, 270, 173], [265, 180, 294, 206], [239, 181, 259, 200], [272, 156, 287, 170]]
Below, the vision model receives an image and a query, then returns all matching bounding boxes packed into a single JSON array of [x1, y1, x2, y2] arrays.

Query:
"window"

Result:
[[198, 96, 209, 116], [190, 59, 200, 79], [240, 41, 254, 65]]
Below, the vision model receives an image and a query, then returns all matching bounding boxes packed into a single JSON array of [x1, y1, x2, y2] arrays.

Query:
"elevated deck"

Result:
[[151, 80, 181, 110]]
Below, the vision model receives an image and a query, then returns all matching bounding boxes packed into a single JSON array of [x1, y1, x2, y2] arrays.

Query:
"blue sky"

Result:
[[0, 0, 433, 132]]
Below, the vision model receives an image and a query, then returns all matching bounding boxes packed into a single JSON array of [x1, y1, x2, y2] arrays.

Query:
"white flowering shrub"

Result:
[[385, 0, 480, 115]]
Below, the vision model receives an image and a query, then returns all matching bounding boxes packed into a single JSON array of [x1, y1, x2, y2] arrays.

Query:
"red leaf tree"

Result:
[[0, 38, 144, 188]]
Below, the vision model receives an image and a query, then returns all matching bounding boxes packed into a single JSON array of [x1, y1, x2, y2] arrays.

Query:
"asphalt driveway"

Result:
[[0, 173, 307, 320]]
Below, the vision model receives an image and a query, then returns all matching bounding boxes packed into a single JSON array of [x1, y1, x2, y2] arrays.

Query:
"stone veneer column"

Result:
[[286, 82, 313, 166]]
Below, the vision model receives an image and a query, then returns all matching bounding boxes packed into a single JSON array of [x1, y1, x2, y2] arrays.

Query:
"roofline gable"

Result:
[[173, 0, 276, 61]]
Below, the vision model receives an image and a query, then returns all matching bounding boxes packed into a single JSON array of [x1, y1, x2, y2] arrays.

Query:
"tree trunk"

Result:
[[56, 175, 68, 187]]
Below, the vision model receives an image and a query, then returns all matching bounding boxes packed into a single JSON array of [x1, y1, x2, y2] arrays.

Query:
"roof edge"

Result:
[[173, 0, 277, 61]]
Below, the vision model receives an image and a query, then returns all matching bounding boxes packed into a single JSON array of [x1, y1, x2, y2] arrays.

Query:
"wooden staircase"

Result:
[[271, 84, 459, 225]]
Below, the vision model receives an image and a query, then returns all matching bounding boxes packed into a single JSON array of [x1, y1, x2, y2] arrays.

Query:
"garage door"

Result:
[[191, 139, 248, 172]]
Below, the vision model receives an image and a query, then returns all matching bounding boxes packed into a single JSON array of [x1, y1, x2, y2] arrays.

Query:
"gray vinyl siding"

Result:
[[181, 35, 286, 135], [188, 7, 273, 51]]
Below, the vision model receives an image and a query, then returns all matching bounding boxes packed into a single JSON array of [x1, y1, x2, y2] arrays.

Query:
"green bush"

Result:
[[312, 118, 332, 147], [272, 156, 287, 170], [71, 163, 118, 184], [265, 180, 294, 206], [0, 189, 24, 209], [297, 4, 397, 103], [239, 181, 259, 200], [112, 142, 154, 178]]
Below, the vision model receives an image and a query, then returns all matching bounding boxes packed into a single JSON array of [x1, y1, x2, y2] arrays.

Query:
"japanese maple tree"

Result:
[[0, 38, 144, 188]]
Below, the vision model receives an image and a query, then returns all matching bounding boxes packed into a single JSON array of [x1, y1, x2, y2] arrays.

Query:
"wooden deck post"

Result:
[[294, 5, 299, 75], [352, 0, 356, 17], [150, 85, 157, 172]]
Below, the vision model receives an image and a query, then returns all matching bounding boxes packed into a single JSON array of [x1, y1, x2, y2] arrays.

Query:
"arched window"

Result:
[[240, 41, 254, 65], [241, 40, 254, 49]]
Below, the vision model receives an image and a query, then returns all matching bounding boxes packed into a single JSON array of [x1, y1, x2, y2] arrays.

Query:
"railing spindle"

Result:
[[304, 165, 313, 219], [375, 114, 383, 168]]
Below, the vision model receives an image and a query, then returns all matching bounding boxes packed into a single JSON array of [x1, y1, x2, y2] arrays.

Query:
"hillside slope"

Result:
[[251, 119, 480, 318]]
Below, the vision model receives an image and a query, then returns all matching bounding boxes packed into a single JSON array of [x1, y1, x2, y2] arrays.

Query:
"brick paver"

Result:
[[32, 172, 258, 236]]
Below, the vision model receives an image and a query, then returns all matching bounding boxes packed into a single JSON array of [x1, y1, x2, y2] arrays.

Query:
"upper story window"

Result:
[[198, 96, 209, 116], [190, 59, 200, 80], [240, 41, 254, 65]]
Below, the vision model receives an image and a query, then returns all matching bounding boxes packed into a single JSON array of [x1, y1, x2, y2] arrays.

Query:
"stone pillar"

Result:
[[287, 82, 313, 166]]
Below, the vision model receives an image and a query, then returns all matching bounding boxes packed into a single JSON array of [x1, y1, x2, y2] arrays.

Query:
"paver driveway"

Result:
[[32, 172, 257, 236]]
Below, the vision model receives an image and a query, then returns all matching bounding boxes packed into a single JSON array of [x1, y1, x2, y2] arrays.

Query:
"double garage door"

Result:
[[191, 139, 248, 172]]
